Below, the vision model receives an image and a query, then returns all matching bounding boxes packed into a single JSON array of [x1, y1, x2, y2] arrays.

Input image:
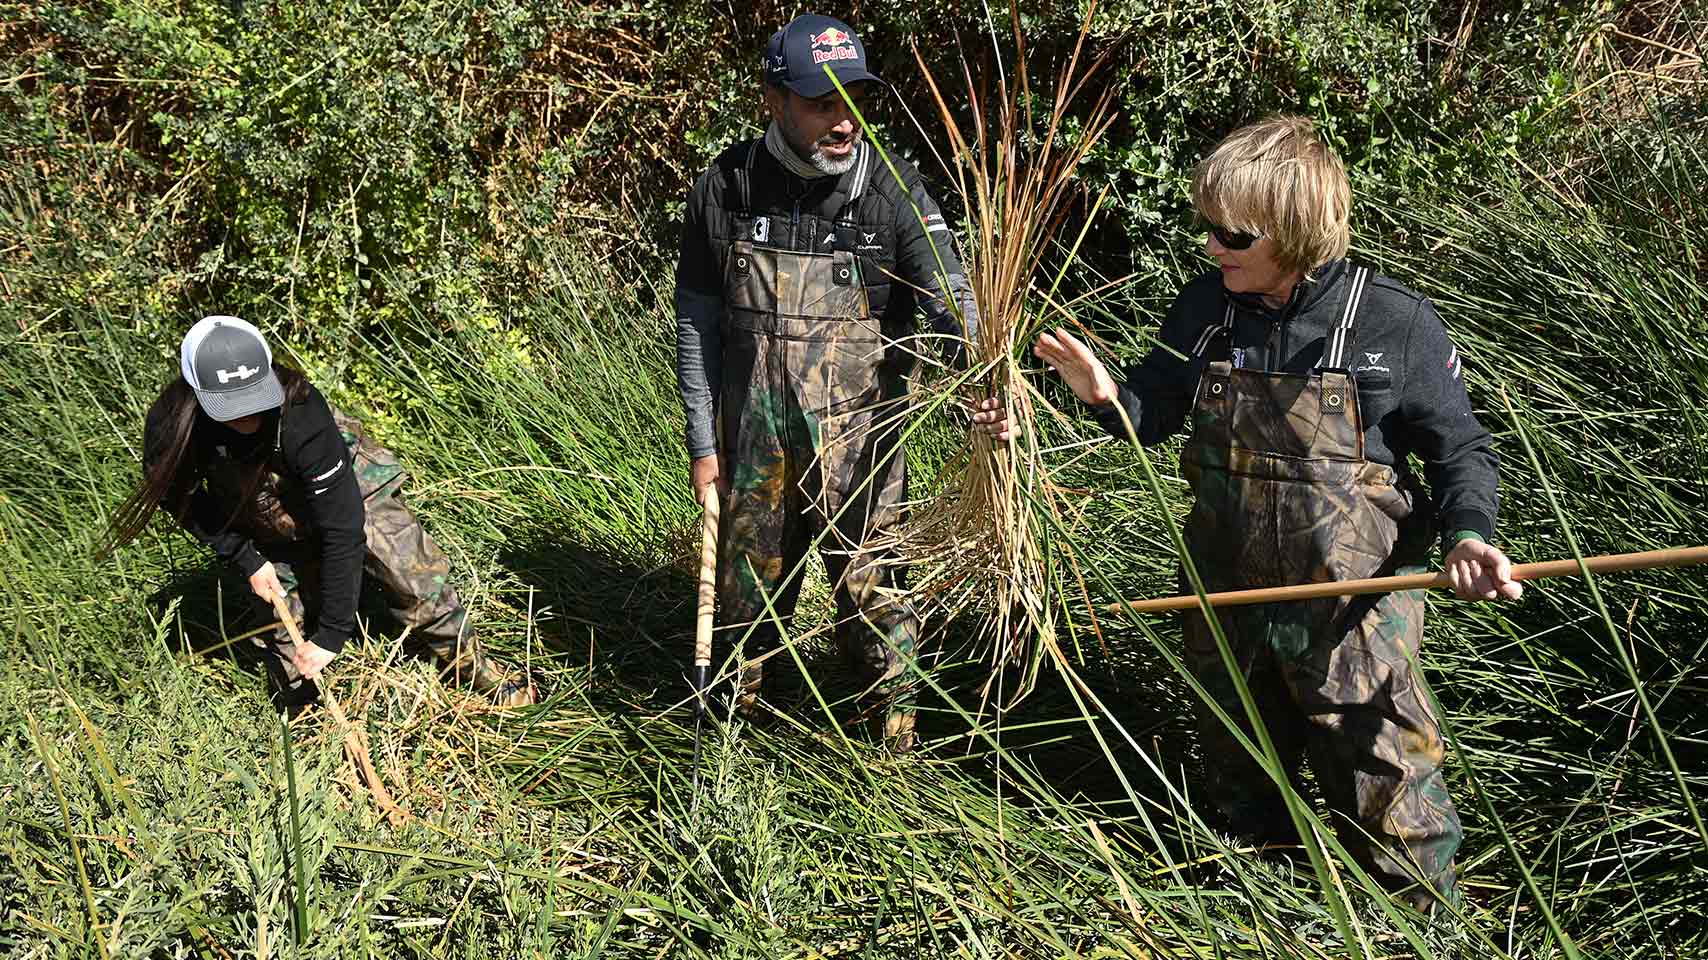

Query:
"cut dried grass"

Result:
[[875, 3, 1123, 702]]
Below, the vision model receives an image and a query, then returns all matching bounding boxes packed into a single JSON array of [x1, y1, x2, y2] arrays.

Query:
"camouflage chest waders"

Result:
[[207, 410, 524, 705], [717, 143, 919, 750], [1177, 267, 1461, 909]]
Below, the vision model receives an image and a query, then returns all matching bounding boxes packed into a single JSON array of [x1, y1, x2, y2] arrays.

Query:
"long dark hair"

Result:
[[98, 364, 311, 559]]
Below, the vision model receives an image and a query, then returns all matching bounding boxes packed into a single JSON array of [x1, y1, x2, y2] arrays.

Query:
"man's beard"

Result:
[[783, 115, 860, 175], [806, 132, 860, 175]]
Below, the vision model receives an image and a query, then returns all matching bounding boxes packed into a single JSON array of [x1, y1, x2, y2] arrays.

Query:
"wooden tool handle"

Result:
[[695, 491, 720, 669], [271, 594, 306, 647], [1110, 546, 1708, 614], [270, 591, 408, 826]]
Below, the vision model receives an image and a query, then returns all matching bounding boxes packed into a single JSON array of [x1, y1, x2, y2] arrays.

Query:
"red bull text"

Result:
[[810, 28, 857, 64]]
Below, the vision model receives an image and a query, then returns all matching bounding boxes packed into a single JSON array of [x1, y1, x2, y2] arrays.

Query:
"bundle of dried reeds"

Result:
[[867, 5, 1123, 699]]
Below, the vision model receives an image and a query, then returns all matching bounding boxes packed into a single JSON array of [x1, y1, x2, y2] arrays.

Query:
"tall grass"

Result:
[[3, 127, 1707, 960]]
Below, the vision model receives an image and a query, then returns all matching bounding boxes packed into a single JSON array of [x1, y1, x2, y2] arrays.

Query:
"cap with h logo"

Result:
[[763, 14, 884, 99], [180, 315, 286, 421]]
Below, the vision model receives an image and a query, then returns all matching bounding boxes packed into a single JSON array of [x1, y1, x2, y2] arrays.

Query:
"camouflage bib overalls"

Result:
[[1178, 267, 1461, 908], [207, 410, 517, 701], [717, 142, 919, 748]]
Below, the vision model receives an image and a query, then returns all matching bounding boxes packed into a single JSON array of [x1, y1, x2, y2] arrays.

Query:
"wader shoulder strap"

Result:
[[738, 140, 758, 215], [736, 141, 870, 222], [1320, 266, 1370, 370], [1191, 301, 1237, 359], [835, 142, 873, 221]]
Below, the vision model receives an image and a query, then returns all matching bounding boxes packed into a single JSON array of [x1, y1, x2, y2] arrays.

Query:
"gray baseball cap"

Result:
[[179, 315, 285, 421]]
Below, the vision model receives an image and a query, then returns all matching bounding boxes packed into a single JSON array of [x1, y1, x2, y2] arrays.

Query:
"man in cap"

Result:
[[673, 14, 979, 751]]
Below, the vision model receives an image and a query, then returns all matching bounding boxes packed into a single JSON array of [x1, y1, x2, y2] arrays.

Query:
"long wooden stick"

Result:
[[695, 491, 720, 683], [1109, 546, 1708, 614], [271, 595, 408, 827], [691, 489, 720, 799]]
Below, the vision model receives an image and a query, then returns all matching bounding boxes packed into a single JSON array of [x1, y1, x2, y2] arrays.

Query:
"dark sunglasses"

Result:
[[1203, 221, 1263, 251]]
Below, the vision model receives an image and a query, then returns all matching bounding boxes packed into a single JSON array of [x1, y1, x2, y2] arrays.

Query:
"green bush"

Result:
[[3, 0, 1620, 350]]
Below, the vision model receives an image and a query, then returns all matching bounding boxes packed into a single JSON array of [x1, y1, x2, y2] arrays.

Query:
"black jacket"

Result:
[[144, 383, 364, 652], [674, 138, 974, 457], [1096, 260, 1499, 551]]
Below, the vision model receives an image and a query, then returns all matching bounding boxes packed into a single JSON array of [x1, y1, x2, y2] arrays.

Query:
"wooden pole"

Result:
[[694, 491, 720, 688], [691, 489, 720, 798], [1108, 546, 1708, 614], [271, 595, 408, 827]]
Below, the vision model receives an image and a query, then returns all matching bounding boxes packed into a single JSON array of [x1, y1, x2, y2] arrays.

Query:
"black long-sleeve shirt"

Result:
[[1094, 260, 1500, 552], [144, 383, 365, 652]]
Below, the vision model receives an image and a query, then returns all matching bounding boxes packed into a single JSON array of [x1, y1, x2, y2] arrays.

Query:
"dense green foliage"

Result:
[[4, 1, 1706, 957], [2, 0, 1626, 345]]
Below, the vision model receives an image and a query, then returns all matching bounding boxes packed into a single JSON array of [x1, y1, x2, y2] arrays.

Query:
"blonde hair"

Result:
[[1190, 116, 1351, 275]]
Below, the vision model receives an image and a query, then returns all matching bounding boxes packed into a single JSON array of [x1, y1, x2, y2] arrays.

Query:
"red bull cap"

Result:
[[764, 14, 884, 98]]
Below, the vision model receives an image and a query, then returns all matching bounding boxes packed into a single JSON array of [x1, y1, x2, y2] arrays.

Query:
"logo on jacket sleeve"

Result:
[[310, 458, 346, 495], [751, 217, 770, 243]]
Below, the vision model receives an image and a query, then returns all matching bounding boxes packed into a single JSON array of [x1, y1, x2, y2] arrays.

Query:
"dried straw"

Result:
[[885, 4, 1122, 700]]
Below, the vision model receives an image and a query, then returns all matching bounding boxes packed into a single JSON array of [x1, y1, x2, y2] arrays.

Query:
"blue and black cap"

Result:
[[763, 14, 884, 99]]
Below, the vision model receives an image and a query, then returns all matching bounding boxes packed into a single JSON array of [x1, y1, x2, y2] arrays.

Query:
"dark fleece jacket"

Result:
[[1094, 259, 1499, 554], [145, 383, 365, 652]]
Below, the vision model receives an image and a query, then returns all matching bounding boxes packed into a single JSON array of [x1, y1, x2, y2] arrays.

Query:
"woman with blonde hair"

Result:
[[978, 116, 1520, 911]]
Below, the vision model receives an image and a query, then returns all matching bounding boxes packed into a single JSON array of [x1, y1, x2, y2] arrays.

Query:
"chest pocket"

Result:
[[1353, 370, 1395, 425], [850, 216, 895, 318]]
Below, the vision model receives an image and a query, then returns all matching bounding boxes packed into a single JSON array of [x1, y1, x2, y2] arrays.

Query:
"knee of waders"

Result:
[[876, 701, 917, 755], [838, 609, 918, 684], [435, 646, 537, 707]]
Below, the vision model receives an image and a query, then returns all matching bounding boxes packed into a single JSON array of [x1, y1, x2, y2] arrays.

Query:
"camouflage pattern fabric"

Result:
[[717, 237, 919, 750], [222, 411, 527, 705], [1178, 358, 1460, 910]]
